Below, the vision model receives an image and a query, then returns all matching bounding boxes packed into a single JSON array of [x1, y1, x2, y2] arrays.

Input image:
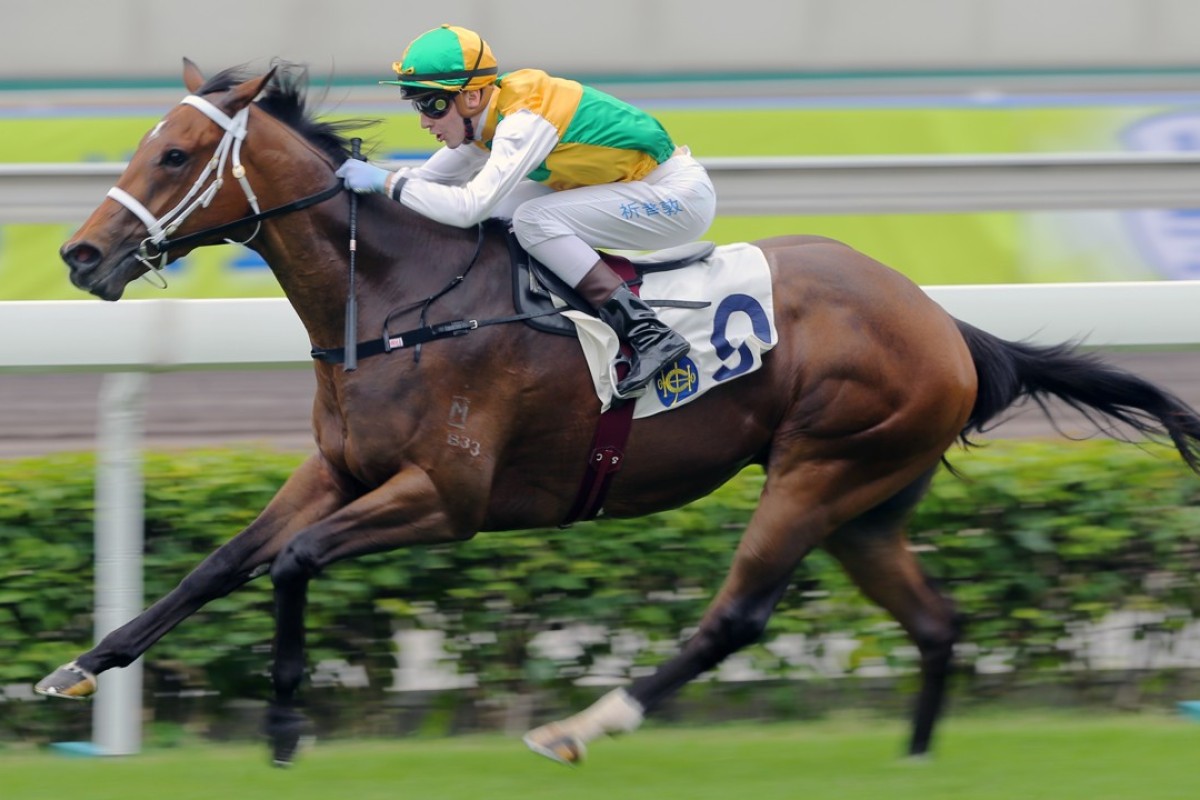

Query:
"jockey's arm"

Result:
[[389, 143, 487, 188], [336, 146, 484, 194], [391, 110, 559, 228]]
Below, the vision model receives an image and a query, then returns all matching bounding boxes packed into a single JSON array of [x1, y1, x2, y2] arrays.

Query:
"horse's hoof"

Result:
[[34, 662, 97, 700], [270, 728, 303, 767], [523, 723, 586, 766], [270, 734, 301, 766], [265, 705, 310, 767]]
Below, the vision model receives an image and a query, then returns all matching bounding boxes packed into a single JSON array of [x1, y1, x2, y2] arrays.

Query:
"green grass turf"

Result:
[[2, 712, 1199, 800]]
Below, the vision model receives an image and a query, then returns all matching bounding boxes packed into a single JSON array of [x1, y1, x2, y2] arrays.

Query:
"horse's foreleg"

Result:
[[266, 550, 313, 766], [36, 454, 347, 700], [265, 465, 472, 765]]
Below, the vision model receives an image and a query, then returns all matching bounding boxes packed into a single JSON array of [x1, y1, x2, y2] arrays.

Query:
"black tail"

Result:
[[955, 320, 1200, 473]]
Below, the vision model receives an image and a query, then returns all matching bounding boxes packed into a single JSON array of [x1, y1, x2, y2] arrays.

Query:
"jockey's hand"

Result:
[[336, 159, 391, 194]]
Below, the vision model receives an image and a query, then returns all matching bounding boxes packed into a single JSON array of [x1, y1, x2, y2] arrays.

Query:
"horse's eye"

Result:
[[161, 148, 188, 168]]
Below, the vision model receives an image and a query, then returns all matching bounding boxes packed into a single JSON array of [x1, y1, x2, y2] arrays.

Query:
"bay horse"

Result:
[[44, 60, 1200, 766]]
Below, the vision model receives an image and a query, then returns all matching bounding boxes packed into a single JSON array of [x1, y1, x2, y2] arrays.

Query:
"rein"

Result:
[[145, 181, 343, 259]]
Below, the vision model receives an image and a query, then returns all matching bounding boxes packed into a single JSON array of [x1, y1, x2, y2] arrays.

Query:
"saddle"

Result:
[[494, 220, 716, 336]]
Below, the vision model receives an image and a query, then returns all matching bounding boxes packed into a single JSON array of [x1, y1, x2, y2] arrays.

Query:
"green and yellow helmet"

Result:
[[381, 24, 498, 97]]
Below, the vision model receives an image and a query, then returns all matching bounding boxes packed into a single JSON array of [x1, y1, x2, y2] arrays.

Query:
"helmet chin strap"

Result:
[[454, 87, 491, 141]]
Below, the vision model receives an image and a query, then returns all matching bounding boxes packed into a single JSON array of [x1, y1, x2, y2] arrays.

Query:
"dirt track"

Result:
[[1, 350, 1197, 459]]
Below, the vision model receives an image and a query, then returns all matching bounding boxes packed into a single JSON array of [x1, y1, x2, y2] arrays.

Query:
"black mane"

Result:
[[198, 61, 375, 163]]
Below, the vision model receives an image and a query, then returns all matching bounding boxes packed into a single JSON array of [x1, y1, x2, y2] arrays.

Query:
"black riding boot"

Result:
[[574, 260, 690, 398], [599, 285, 690, 397]]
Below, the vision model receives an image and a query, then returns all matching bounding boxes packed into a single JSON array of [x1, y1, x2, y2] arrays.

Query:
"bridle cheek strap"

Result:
[[106, 94, 261, 283]]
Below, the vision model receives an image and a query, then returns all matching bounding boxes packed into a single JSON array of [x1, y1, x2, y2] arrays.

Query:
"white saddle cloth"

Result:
[[565, 242, 777, 418]]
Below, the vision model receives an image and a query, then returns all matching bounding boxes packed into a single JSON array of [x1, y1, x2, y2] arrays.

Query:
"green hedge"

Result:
[[2, 440, 1199, 735]]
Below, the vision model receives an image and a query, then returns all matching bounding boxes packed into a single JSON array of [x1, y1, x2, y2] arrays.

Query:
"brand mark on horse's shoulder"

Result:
[[448, 395, 470, 429], [446, 431, 483, 458]]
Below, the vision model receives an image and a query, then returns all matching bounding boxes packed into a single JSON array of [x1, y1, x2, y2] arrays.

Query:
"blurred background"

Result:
[[9, 0, 1200, 300], [8, 0, 1200, 79], [3, 2, 1200, 796]]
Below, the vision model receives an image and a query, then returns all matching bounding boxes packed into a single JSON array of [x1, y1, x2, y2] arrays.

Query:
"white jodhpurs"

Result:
[[509, 146, 717, 288]]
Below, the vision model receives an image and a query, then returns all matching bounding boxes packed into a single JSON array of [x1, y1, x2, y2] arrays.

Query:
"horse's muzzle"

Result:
[[61, 240, 131, 301]]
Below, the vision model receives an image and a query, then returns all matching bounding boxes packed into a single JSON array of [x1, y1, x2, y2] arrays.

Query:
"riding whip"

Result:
[[344, 138, 363, 371]]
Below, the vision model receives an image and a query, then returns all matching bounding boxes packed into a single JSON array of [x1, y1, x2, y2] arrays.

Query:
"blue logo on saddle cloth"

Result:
[[1123, 111, 1200, 279], [654, 355, 700, 407]]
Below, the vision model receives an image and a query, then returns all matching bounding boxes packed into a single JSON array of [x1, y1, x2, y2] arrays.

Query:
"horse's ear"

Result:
[[182, 58, 205, 93], [226, 66, 278, 112]]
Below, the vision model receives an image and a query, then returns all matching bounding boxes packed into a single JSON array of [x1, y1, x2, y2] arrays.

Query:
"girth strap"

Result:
[[311, 319, 479, 364], [310, 308, 562, 364]]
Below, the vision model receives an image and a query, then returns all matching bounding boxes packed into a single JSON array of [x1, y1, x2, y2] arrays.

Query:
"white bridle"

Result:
[[106, 94, 263, 285]]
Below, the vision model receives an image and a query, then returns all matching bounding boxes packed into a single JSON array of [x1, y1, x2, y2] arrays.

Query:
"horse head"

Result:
[[60, 59, 278, 301]]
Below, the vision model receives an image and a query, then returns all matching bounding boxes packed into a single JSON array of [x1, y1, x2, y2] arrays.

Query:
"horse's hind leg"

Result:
[[822, 469, 961, 757], [524, 456, 942, 765], [524, 504, 803, 765]]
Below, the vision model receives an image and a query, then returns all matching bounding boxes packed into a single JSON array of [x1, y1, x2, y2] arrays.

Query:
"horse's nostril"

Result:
[[63, 242, 102, 270]]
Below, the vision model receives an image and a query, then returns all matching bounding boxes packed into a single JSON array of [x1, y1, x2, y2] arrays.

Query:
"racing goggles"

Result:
[[411, 92, 456, 119]]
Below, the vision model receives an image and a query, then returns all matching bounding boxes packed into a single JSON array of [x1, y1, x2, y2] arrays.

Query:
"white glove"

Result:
[[335, 159, 392, 194]]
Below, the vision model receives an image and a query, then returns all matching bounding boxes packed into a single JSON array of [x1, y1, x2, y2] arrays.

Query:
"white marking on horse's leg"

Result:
[[523, 688, 644, 765]]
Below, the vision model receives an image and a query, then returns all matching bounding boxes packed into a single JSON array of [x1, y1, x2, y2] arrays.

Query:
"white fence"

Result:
[[3, 280, 1200, 376], [9, 152, 1200, 223]]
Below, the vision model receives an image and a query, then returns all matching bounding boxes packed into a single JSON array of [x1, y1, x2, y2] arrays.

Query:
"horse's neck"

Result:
[[254, 197, 505, 349], [251, 203, 354, 345], [350, 203, 511, 324]]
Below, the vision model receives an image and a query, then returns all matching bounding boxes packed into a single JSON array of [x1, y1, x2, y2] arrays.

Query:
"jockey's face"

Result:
[[419, 88, 485, 149]]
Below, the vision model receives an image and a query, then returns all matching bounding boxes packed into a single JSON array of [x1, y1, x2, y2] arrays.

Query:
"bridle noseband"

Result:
[[106, 93, 341, 285]]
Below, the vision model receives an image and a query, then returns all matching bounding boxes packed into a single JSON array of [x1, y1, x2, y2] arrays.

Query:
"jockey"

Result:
[[336, 24, 717, 398]]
